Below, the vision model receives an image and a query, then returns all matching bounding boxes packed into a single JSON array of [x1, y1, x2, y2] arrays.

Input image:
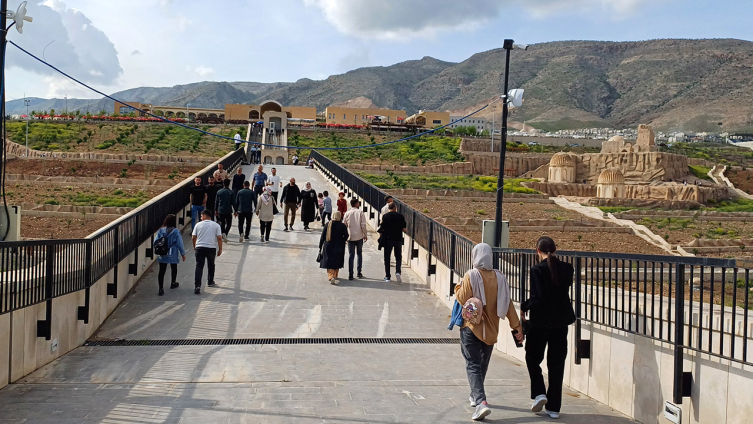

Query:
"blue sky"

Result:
[[5, 0, 753, 100]]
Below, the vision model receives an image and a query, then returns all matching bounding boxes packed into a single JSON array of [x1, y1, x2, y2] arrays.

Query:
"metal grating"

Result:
[[85, 338, 460, 347]]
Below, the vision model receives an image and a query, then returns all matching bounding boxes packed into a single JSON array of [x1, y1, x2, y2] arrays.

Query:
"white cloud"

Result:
[[6, 1, 122, 86], [175, 15, 193, 32], [304, 0, 656, 39], [194, 66, 214, 78]]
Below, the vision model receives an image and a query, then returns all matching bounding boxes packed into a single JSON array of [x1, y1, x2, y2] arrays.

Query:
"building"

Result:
[[324, 107, 406, 126], [113, 102, 224, 120], [404, 110, 450, 128], [225, 103, 316, 122], [449, 116, 487, 133]]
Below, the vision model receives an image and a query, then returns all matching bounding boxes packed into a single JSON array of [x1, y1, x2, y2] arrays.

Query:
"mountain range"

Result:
[[7, 39, 753, 132]]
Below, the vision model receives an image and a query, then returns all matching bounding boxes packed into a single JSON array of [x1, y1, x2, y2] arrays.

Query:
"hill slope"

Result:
[[7, 39, 753, 132]]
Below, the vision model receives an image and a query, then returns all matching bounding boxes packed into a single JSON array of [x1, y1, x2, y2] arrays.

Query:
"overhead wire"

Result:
[[7, 39, 500, 151]]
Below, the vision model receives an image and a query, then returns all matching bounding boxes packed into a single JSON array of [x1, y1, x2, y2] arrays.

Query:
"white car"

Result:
[[528, 141, 539, 146]]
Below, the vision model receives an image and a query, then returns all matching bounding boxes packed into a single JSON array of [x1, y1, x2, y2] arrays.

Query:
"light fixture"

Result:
[[507, 89, 524, 108], [6, 1, 33, 34]]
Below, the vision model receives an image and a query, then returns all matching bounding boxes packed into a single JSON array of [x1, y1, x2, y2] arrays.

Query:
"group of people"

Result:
[[160, 162, 576, 421]]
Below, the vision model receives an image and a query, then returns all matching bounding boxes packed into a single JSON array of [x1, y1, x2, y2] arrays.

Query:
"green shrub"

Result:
[[688, 165, 712, 180]]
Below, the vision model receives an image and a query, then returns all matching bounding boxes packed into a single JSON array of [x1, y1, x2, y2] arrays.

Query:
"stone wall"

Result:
[[576, 152, 689, 183], [345, 162, 474, 175], [5, 141, 217, 164], [522, 182, 598, 198], [462, 152, 552, 176]]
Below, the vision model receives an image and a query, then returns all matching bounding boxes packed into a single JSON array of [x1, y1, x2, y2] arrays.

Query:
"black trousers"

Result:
[[157, 263, 177, 289], [238, 213, 253, 236], [383, 240, 402, 279], [321, 211, 331, 225], [194, 247, 216, 288], [525, 326, 569, 412], [271, 191, 279, 204], [218, 213, 233, 235], [259, 220, 272, 240], [254, 185, 264, 195]]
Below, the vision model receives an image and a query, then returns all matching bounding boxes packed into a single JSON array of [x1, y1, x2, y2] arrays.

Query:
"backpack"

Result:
[[462, 297, 484, 325], [153, 228, 173, 256]]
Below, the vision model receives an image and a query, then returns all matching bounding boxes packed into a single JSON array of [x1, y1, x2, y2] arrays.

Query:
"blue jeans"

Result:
[[460, 327, 494, 405], [191, 205, 204, 230]]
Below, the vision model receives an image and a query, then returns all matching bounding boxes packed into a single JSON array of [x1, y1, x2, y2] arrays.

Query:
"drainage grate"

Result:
[[85, 337, 461, 347]]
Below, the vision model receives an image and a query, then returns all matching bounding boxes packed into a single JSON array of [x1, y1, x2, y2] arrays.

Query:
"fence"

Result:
[[0, 149, 245, 337], [312, 150, 753, 405]]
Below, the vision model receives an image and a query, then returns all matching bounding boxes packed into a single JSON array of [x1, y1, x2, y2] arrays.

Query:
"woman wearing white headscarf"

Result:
[[318, 211, 349, 285], [255, 187, 275, 242], [454, 243, 523, 421], [300, 181, 318, 230]]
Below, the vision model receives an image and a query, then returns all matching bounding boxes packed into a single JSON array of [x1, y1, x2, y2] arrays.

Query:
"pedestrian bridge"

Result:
[[0, 149, 749, 423]]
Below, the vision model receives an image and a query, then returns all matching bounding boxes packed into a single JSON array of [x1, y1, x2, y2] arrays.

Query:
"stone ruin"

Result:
[[528, 125, 735, 206]]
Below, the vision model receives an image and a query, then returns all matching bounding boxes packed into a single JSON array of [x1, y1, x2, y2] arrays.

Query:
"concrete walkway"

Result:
[[0, 165, 636, 423]]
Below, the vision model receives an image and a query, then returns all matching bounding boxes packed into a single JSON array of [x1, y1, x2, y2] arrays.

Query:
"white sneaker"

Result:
[[471, 401, 491, 421], [469, 395, 476, 407], [331, 278, 339, 285], [531, 395, 547, 413], [383, 277, 390, 282], [544, 409, 559, 419], [396, 273, 402, 283], [238, 235, 243, 243], [222, 233, 227, 242]]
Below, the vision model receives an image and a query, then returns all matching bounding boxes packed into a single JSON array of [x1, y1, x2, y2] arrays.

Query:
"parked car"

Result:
[[528, 141, 539, 146]]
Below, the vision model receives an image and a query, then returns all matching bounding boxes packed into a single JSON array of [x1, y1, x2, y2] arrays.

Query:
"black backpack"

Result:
[[153, 228, 173, 256]]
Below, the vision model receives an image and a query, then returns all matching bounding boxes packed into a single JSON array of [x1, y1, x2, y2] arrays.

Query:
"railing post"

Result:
[[673, 263, 691, 404], [78, 241, 92, 323], [129, 216, 139, 276], [518, 254, 526, 306], [574, 256, 590, 364], [427, 222, 436, 277], [411, 211, 418, 260], [36, 244, 54, 340], [108, 226, 119, 298], [449, 234, 456, 297]]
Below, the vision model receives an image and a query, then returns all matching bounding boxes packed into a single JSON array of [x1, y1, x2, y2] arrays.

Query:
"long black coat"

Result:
[[300, 188, 318, 223], [318, 221, 349, 269]]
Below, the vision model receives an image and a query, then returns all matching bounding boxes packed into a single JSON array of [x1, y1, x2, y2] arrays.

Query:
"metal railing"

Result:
[[312, 150, 753, 404], [0, 149, 245, 338]]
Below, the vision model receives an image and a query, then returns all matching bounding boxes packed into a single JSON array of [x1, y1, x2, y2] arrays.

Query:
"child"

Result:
[[337, 192, 348, 215], [321, 191, 332, 226], [317, 193, 324, 222]]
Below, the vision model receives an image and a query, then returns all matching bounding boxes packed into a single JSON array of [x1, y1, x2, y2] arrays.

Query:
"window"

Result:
[[433, 120, 442, 124], [343, 114, 346, 120]]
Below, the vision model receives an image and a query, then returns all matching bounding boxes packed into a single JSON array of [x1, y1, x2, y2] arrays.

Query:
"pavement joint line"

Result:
[[83, 337, 462, 347]]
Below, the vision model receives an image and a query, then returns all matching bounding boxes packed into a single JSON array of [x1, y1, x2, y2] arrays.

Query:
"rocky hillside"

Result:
[[8, 39, 753, 132]]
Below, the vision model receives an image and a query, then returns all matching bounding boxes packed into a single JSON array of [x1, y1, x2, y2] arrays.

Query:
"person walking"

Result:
[[343, 198, 367, 280], [234, 181, 257, 242], [318, 211, 349, 285], [292, 154, 299, 165], [300, 182, 318, 230], [267, 167, 282, 204], [189, 176, 207, 230], [256, 144, 262, 164], [280, 178, 301, 231], [214, 179, 235, 242], [205, 176, 220, 221], [191, 209, 223, 295], [381, 195, 394, 215], [213, 163, 229, 182], [454, 243, 523, 421], [248, 144, 256, 163], [337, 192, 348, 215], [256, 187, 275, 243], [232, 167, 246, 194], [377, 202, 406, 283], [155, 214, 186, 296], [522, 236, 576, 420], [233, 132, 243, 151], [252, 165, 268, 195], [321, 191, 333, 225]]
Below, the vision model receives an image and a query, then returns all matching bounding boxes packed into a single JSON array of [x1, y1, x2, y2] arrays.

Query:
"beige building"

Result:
[[405, 110, 450, 128], [225, 103, 316, 121], [113, 102, 224, 119], [324, 107, 406, 125]]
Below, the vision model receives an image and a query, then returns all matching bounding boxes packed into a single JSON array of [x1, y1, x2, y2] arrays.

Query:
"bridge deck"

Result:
[[0, 166, 635, 423]]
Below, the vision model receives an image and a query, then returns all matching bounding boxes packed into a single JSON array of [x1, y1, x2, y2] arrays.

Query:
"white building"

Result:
[[449, 116, 487, 133]]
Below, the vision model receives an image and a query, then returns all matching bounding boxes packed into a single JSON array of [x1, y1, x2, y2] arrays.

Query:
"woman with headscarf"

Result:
[[255, 187, 275, 243], [318, 211, 349, 285], [522, 236, 575, 420], [454, 243, 523, 421], [299, 181, 318, 230]]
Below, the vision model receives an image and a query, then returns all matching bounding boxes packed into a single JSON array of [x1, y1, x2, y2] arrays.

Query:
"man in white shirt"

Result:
[[267, 167, 282, 204], [191, 209, 223, 294], [233, 132, 243, 151], [381, 195, 394, 215], [213, 163, 228, 183], [343, 198, 367, 280]]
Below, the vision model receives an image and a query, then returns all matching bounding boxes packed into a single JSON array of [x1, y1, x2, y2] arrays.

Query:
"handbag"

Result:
[[273, 202, 279, 215], [316, 243, 325, 262]]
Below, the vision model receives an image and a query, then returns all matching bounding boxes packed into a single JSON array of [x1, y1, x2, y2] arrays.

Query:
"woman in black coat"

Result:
[[319, 211, 348, 285], [300, 182, 318, 230], [521, 236, 576, 420]]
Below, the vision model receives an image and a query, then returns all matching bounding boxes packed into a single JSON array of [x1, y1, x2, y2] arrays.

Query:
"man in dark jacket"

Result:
[[232, 167, 246, 193], [377, 202, 406, 283], [214, 179, 235, 242], [280, 178, 301, 231], [205, 176, 220, 222], [234, 181, 257, 242]]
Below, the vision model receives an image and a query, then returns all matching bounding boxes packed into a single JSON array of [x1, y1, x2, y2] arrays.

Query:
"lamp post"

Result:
[[24, 97, 30, 156], [493, 39, 527, 248]]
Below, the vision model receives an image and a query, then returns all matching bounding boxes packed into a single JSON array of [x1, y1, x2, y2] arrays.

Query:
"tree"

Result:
[[50, 108, 55, 115], [155, 109, 165, 117], [98, 110, 107, 116]]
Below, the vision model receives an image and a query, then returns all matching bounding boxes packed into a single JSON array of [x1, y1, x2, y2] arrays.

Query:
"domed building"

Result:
[[597, 168, 626, 198], [548, 152, 576, 183]]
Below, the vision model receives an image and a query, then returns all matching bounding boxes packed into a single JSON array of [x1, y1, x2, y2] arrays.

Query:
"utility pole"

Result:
[[493, 41, 513, 248]]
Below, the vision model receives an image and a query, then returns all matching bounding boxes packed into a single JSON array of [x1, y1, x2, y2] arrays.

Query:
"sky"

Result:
[[4, 0, 753, 101]]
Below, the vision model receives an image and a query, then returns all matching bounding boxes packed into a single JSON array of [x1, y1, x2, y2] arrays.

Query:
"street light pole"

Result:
[[494, 39, 514, 248], [24, 97, 30, 157]]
